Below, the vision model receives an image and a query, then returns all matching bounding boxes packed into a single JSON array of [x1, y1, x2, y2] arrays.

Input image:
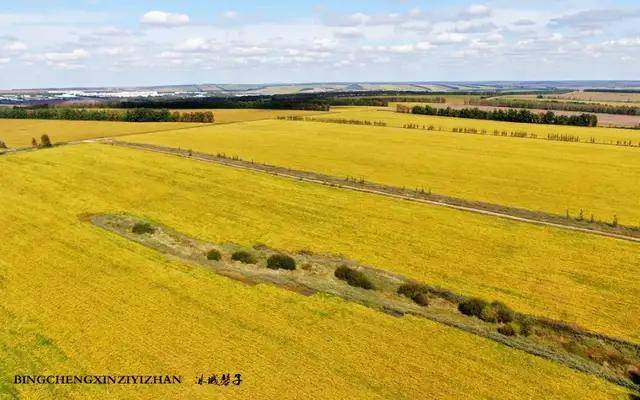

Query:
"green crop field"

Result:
[[123, 119, 640, 225]]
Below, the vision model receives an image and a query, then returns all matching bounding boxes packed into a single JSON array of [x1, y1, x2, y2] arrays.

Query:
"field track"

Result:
[[102, 140, 640, 244]]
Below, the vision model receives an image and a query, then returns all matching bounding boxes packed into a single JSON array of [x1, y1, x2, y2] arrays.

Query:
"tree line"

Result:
[[0, 107, 214, 123], [116, 95, 330, 111], [469, 98, 640, 116], [403, 104, 598, 127]]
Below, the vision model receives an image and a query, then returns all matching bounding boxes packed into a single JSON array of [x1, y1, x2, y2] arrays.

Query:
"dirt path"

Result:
[[104, 140, 640, 244]]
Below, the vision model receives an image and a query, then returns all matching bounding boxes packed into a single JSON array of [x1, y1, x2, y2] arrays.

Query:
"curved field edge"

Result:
[[89, 213, 640, 390], [0, 144, 638, 342], [0, 212, 634, 398]]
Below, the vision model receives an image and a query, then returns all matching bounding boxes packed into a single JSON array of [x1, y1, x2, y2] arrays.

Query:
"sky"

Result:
[[0, 0, 638, 88]]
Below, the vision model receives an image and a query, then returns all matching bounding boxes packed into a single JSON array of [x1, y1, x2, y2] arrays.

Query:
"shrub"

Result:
[[397, 283, 425, 299], [491, 301, 515, 323], [40, 134, 52, 148], [231, 251, 256, 264], [630, 369, 640, 385], [334, 265, 374, 290], [518, 318, 534, 337], [131, 222, 154, 234], [31, 137, 37, 147], [266, 254, 296, 270], [458, 298, 487, 317], [479, 305, 499, 323], [206, 249, 221, 261], [498, 322, 521, 336], [412, 292, 429, 306], [426, 286, 463, 303], [0, 140, 6, 149]]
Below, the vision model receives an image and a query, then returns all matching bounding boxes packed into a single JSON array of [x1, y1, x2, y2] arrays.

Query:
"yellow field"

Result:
[[0, 144, 634, 399], [0, 119, 202, 148], [124, 119, 640, 224], [171, 108, 331, 124], [325, 108, 640, 143]]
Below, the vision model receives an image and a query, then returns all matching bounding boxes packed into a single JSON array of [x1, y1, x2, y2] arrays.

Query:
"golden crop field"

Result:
[[0, 144, 635, 399], [3, 144, 640, 336], [0, 119, 202, 148], [171, 108, 331, 124], [123, 119, 640, 225], [326, 108, 640, 143]]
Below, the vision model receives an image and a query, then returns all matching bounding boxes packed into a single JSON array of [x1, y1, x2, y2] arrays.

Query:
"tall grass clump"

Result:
[[132, 222, 155, 234], [206, 249, 221, 261], [231, 250, 256, 264], [266, 254, 296, 270], [334, 265, 374, 290]]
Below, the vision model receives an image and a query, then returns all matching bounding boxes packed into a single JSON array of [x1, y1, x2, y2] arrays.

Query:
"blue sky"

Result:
[[0, 1, 638, 88]]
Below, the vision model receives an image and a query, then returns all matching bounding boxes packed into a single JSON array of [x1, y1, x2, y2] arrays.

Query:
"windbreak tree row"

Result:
[[0, 107, 215, 123], [404, 104, 598, 127]]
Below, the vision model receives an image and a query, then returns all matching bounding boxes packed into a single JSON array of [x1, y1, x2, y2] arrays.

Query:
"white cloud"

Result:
[[94, 26, 133, 37], [549, 9, 640, 29], [459, 4, 492, 20], [176, 38, 211, 52], [229, 46, 270, 56], [322, 10, 420, 27], [454, 21, 496, 33], [3, 41, 27, 52], [140, 11, 190, 27], [431, 32, 467, 45], [389, 44, 415, 54], [96, 46, 133, 56], [158, 51, 181, 59], [334, 27, 364, 39], [0, 57, 10, 64], [604, 37, 640, 47], [44, 49, 89, 62], [513, 19, 536, 26], [221, 11, 238, 20]]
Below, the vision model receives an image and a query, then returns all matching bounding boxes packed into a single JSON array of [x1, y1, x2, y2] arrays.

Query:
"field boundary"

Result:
[[104, 140, 640, 244], [90, 213, 640, 392]]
